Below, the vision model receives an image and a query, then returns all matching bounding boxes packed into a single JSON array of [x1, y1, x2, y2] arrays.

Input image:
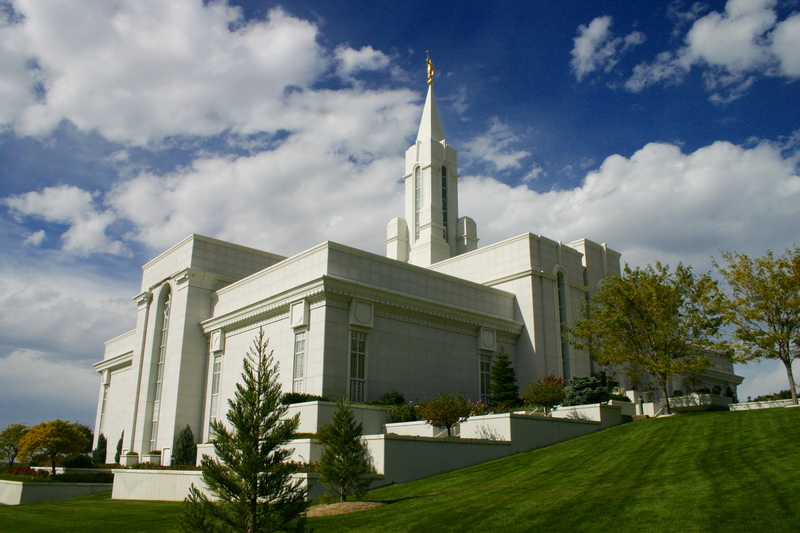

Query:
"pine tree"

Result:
[[173, 425, 197, 466], [489, 346, 520, 410], [114, 431, 123, 464], [181, 329, 306, 532], [92, 433, 107, 464], [318, 397, 374, 502]]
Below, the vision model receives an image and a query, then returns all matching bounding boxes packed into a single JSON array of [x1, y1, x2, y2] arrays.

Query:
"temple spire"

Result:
[[417, 54, 445, 143]]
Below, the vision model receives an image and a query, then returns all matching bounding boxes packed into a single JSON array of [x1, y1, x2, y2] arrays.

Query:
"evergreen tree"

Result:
[[92, 433, 107, 464], [489, 346, 520, 409], [318, 397, 374, 502], [173, 425, 197, 466], [181, 329, 306, 533], [563, 376, 610, 406], [114, 431, 123, 464]]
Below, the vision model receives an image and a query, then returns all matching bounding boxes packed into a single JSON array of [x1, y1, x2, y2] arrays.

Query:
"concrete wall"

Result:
[[730, 399, 797, 411], [0, 480, 112, 505]]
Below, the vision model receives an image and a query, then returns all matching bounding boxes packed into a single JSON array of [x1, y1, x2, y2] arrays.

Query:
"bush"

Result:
[[371, 390, 406, 406], [387, 403, 418, 423], [60, 454, 94, 468], [609, 393, 632, 402], [671, 390, 683, 397], [418, 393, 472, 437], [53, 472, 113, 483], [280, 392, 330, 405], [521, 375, 565, 416], [563, 376, 611, 406], [712, 385, 722, 395]]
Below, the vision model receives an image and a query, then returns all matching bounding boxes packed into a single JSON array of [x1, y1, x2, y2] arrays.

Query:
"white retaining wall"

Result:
[[730, 399, 798, 411], [551, 403, 624, 428], [285, 401, 389, 435], [0, 480, 112, 505]]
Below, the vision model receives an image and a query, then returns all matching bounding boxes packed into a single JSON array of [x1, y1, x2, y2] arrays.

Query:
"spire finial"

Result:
[[426, 51, 434, 86]]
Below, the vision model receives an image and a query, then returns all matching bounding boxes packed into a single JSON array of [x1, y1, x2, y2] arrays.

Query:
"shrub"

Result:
[[418, 393, 472, 437], [371, 390, 406, 406], [114, 431, 123, 464], [387, 403, 418, 423], [712, 385, 722, 395], [521, 375, 565, 416], [280, 392, 330, 405], [60, 454, 94, 468], [609, 393, 632, 402], [563, 376, 611, 406], [53, 472, 113, 483], [671, 390, 683, 397], [172, 425, 197, 466]]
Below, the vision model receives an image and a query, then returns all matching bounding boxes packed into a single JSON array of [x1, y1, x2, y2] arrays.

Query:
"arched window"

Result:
[[414, 166, 422, 241], [441, 166, 448, 241], [150, 286, 171, 452], [557, 271, 571, 379]]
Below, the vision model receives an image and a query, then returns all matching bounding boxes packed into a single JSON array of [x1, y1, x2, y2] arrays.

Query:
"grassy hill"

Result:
[[2, 408, 798, 532]]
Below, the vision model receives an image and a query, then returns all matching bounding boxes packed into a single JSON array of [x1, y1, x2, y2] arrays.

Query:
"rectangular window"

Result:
[[293, 331, 306, 393], [480, 353, 492, 404], [209, 354, 222, 423], [414, 167, 422, 241], [349, 331, 368, 403], [441, 167, 448, 241], [99, 385, 109, 434]]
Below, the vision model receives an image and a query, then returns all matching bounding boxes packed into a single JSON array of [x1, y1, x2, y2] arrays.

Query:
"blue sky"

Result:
[[1, 0, 798, 429]]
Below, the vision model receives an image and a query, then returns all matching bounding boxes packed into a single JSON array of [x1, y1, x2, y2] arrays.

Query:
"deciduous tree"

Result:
[[318, 397, 374, 502], [18, 420, 90, 475], [571, 262, 728, 415], [0, 423, 29, 469], [715, 247, 800, 404], [181, 329, 306, 532], [489, 346, 520, 410], [418, 392, 471, 437], [521, 375, 565, 415]]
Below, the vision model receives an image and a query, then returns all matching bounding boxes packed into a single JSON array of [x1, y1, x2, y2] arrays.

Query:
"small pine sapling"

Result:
[[318, 397, 374, 502]]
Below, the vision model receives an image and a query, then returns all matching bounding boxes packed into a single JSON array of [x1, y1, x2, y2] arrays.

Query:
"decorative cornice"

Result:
[[93, 351, 133, 373]]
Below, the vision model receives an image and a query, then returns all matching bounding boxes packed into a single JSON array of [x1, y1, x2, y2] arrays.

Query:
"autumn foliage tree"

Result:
[[715, 247, 800, 405], [418, 393, 472, 437], [18, 420, 90, 475], [571, 262, 728, 414], [521, 375, 565, 415]]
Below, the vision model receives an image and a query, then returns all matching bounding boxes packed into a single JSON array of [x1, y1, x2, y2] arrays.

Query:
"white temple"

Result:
[[93, 70, 742, 464]]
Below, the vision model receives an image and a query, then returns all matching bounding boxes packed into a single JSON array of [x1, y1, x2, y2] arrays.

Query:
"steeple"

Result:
[[416, 85, 446, 143], [386, 56, 478, 267]]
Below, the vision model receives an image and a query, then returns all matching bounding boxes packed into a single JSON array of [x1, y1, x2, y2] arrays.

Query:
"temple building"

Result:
[[93, 69, 742, 463]]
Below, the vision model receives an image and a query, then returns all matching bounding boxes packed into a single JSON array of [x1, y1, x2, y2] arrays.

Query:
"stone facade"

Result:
[[93, 81, 742, 463]]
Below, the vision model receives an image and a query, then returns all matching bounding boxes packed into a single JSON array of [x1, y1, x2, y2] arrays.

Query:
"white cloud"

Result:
[[23, 229, 45, 246], [335, 45, 391, 79], [4, 185, 128, 256], [571, 15, 644, 81], [626, 0, 800, 102], [2, 1, 329, 143], [462, 117, 531, 172], [460, 138, 800, 273]]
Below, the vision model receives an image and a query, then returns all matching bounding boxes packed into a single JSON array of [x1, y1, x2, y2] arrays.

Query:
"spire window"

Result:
[[414, 166, 422, 241], [441, 166, 448, 241]]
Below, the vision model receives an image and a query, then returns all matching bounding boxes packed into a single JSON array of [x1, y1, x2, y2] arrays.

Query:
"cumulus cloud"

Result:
[[462, 117, 531, 172], [626, 0, 800, 102], [1, 1, 329, 143], [23, 229, 45, 246], [335, 45, 391, 79], [571, 15, 645, 81], [459, 138, 800, 273], [4, 185, 128, 256]]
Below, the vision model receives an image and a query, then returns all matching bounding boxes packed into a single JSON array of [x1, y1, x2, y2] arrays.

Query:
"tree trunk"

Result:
[[50, 456, 57, 476], [658, 380, 671, 415], [783, 358, 799, 405]]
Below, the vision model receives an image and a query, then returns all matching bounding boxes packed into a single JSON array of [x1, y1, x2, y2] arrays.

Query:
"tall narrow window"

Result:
[[293, 331, 306, 393], [209, 353, 222, 424], [441, 166, 448, 241], [99, 385, 109, 434], [414, 166, 422, 241], [349, 331, 368, 402], [479, 353, 492, 404], [150, 289, 170, 452], [557, 271, 571, 379]]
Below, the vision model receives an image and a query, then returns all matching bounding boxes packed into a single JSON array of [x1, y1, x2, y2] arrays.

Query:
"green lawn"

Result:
[[2, 408, 798, 532]]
